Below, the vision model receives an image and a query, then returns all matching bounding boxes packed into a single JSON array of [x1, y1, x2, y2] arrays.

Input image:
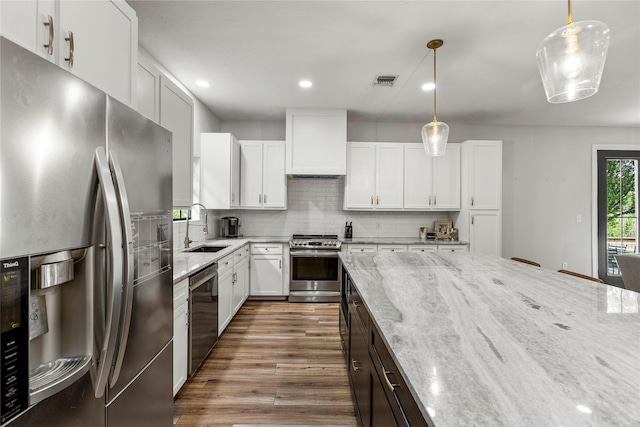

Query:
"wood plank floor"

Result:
[[173, 301, 358, 427]]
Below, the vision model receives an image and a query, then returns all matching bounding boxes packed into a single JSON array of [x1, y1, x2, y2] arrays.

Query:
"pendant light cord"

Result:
[[433, 47, 438, 123], [567, 0, 573, 24]]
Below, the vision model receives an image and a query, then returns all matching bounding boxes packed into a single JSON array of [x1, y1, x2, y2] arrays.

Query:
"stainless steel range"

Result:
[[289, 234, 342, 302]]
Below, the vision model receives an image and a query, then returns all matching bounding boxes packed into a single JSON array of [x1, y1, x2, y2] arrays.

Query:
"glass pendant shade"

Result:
[[421, 121, 449, 156], [536, 20, 610, 103]]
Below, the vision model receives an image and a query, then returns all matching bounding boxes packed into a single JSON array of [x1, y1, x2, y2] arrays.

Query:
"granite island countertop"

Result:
[[342, 237, 468, 245], [339, 251, 640, 426]]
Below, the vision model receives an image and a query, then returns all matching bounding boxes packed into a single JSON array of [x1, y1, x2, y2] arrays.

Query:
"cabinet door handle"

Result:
[[279, 259, 282, 269], [434, 196, 437, 206], [370, 195, 373, 205], [65, 31, 74, 68], [258, 194, 262, 203], [232, 193, 235, 202], [376, 195, 379, 205], [471, 216, 475, 225], [381, 362, 397, 392], [263, 194, 267, 204], [428, 196, 431, 206], [43, 15, 54, 56], [351, 359, 360, 372], [471, 196, 475, 206]]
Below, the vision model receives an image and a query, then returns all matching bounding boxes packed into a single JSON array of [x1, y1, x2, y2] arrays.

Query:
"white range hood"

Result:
[[285, 109, 347, 176]]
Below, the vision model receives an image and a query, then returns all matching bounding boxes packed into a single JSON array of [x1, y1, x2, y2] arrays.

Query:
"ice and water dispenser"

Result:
[[1, 249, 92, 424]]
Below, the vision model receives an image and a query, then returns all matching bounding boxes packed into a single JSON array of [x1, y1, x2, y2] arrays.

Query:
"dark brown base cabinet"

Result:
[[342, 269, 431, 427]]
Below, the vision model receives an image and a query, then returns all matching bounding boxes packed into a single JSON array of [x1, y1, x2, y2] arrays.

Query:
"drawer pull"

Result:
[[352, 301, 359, 309], [351, 359, 360, 372], [381, 363, 397, 393]]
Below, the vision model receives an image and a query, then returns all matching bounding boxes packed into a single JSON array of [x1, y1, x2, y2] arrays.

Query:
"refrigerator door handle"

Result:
[[93, 148, 124, 398], [108, 150, 134, 387]]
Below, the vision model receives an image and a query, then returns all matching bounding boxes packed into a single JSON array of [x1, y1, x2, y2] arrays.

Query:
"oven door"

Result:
[[289, 250, 339, 292]]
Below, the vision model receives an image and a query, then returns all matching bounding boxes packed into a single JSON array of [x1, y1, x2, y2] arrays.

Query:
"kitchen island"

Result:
[[339, 251, 640, 426]]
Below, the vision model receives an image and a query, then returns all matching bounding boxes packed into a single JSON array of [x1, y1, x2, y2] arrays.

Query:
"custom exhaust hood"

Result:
[[285, 109, 347, 177]]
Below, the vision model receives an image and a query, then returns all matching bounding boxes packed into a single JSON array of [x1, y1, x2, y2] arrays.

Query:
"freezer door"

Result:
[[107, 343, 173, 427], [0, 37, 106, 259], [106, 270, 173, 402]]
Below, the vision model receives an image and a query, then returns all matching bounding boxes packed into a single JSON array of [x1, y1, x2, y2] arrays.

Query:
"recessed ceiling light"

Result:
[[196, 80, 210, 88], [422, 82, 435, 91], [299, 80, 313, 88]]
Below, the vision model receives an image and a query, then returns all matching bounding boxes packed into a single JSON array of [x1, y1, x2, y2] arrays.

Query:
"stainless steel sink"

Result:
[[184, 246, 228, 253]]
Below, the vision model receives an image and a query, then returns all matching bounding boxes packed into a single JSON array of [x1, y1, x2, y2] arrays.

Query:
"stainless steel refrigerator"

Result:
[[0, 37, 173, 426]]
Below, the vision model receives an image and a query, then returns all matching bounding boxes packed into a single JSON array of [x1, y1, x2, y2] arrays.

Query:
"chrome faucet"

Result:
[[184, 203, 209, 248]]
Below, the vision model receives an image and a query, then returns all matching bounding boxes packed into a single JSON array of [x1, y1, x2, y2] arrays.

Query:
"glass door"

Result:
[[597, 151, 639, 286]]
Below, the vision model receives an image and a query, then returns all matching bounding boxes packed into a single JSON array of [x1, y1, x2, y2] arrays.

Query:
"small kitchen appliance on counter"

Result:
[[289, 235, 342, 302], [220, 217, 239, 238]]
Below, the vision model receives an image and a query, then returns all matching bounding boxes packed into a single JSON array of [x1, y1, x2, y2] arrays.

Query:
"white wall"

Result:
[[215, 118, 640, 275]]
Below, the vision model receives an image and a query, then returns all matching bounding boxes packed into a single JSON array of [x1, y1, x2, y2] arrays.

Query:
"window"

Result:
[[598, 151, 639, 286], [173, 209, 190, 221]]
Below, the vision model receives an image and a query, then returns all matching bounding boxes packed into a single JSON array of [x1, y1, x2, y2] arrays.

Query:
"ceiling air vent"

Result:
[[373, 75, 398, 87]]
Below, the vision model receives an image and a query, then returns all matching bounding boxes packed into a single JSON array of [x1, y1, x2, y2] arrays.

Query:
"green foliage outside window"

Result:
[[173, 209, 190, 220], [607, 159, 637, 245]]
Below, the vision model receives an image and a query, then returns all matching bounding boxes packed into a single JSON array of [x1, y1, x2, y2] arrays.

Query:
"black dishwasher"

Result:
[[188, 264, 218, 376]]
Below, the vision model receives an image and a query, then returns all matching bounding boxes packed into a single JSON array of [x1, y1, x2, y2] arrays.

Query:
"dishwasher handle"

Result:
[[189, 264, 217, 290]]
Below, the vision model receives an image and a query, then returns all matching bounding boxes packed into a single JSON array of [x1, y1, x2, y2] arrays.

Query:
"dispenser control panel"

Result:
[[1, 257, 29, 424]]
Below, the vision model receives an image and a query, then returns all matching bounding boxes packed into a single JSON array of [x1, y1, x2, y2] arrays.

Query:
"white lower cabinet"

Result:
[[345, 244, 377, 253], [377, 245, 407, 253], [470, 212, 501, 256], [408, 245, 438, 253], [218, 244, 250, 336], [250, 244, 284, 297], [438, 244, 469, 253], [173, 278, 189, 396], [218, 254, 234, 336], [233, 256, 250, 313]]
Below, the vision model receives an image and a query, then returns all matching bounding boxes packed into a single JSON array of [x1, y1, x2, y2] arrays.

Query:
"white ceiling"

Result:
[[128, 0, 640, 127]]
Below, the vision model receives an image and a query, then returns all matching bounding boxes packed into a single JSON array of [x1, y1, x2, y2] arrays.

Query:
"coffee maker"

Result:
[[221, 217, 239, 238]]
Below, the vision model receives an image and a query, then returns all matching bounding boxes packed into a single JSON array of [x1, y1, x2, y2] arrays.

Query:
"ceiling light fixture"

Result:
[[536, 0, 610, 103], [195, 80, 210, 88], [421, 39, 448, 157], [299, 80, 313, 88]]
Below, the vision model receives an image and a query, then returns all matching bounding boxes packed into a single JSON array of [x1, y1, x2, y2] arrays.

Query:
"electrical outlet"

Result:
[[562, 261, 568, 269]]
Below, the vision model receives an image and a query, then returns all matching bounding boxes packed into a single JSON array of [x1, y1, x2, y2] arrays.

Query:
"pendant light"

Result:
[[536, 0, 610, 103], [422, 39, 449, 156]]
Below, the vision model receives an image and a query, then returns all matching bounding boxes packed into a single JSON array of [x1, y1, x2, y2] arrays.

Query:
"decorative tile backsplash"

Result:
[[173, 177, 452, 247]]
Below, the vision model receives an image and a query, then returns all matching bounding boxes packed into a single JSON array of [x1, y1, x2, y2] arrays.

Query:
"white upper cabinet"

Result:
[[467, 140, 502, 210], [404, 143, 460, 210], [1, 0, 138, 106], [239, 141, 286, 209], [201, 133, 240, 209], [136, 54, 161, 122], [344, 142, 403, 210], [160, 76, 194, 207], [285, 109, 347, 176]]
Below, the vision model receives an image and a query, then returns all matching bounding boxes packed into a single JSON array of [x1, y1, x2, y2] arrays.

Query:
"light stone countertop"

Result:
[[172, 236, 290, 282], [342, 237, 468, 245], [339, 251, 640, 426]]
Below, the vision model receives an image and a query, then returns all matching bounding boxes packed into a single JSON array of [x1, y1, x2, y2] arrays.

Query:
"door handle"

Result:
[[380, 362, 397, 392], [471, 216, 475, 225], [434, 196, 437, 206], [65, 31, 74, 68], [471, 196, 475, 206], [351, 359, 360, 372], [259, 194, 262, 203], [43, 15, 54, 56], [108, 150, 135, 387], [371, 195, 373, 205], [93, 148, 124, 398], [428, 196, 431, 205]]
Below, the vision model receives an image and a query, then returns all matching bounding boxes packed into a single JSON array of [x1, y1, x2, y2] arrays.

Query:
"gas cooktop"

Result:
[[290, 234, 342, 250]]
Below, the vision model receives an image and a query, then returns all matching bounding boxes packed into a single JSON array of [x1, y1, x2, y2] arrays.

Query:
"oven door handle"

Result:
[[290, 251, 339, 258]]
